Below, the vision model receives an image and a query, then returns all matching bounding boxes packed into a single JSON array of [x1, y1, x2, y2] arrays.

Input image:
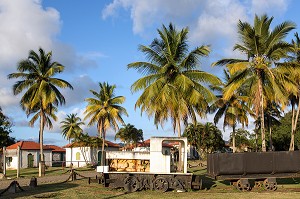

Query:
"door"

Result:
[[28, 153, 34, 168]]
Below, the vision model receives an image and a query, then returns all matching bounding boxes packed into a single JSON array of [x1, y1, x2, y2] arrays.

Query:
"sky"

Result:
[[0, 0, 299, 147]]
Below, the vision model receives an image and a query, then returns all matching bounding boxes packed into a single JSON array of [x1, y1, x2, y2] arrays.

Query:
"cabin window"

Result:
[[76, 152, 80, 160]]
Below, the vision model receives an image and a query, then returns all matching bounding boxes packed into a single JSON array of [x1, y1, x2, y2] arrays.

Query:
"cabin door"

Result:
[[28, 153, 34, 168]]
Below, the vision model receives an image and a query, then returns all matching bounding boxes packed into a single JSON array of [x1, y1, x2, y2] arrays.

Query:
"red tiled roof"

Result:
[[45, 145, 66, 152], [63, 140, 120, 148], [6, 141, 52, 150]]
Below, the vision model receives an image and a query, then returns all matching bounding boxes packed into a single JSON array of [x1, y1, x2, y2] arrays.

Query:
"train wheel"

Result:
[[124, 176, 139, 192], [236, 179, 251, 191], [153, 177, 169, 192], [263, 178, 277, 191]]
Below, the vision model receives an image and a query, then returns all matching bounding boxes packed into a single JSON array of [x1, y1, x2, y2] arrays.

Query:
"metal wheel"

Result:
[[263, 178, 277, 191], [153, 177, 169, 192], [236, 179, 251, 191], [124, 176, 139, 192]]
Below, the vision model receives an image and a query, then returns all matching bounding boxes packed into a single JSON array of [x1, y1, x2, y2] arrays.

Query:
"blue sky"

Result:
[[1, 0, 299, 147]]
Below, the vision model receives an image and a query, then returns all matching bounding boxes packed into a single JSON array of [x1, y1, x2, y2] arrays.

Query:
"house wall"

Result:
[[65, 147, 119, 168], [5, 149, 52, 169]]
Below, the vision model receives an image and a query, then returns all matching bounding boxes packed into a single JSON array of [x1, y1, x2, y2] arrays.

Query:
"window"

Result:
[[76, 152, 80, 160]]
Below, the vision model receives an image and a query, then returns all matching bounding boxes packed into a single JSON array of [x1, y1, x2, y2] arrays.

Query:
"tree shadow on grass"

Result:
[[277, 177, 300, 185], [0, 181, 78, 198]]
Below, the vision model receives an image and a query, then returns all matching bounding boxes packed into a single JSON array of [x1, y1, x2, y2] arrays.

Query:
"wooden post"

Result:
[[3, 147, 6, 176], [17, 146, 20, 178]]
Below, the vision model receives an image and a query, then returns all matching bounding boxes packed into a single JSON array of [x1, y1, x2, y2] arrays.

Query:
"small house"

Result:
[[5, 141, 53, 169], [64, 140, 120, 168]]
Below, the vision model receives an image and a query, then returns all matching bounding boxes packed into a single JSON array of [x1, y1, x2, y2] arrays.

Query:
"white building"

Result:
[[5, 141, 53, 169], [64, 140, 120, 168]]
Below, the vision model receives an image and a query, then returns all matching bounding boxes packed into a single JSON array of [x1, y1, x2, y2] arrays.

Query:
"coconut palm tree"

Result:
[[213, 15, 296, 151], [284, 32, 300, 151], [84, 82, 128, 166], [210, 70, 251, 152], [8, 48, 73, 174], [128, 23, 220, 136], [61, 113, 85, 143], [128, 23, 220, 170]]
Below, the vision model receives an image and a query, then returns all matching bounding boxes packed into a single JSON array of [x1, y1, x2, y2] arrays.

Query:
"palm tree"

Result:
[[128, 23, 220, 137], [213, 15, 296, 152], [8, 48, 73, 174], [128, 23, 220, 171], [285, 32, 300, 151], [210, 70, 251, 152], [61, 113, 85, 143], [84, 82, 128, 166]]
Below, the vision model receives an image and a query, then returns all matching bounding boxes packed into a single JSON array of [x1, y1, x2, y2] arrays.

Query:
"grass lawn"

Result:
[[2, 178, 300, 199], [2, 161, 300, 198], [5, 166, 94, 179]]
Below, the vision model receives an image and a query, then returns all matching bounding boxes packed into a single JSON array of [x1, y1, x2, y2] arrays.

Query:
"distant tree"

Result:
[[183, 122, 224, 159], [229, 128, 251, 151], [272, 111, 300, 151], [210, 69, 251, 153], [61, 113, 85, 143], [0, 107, 15, 148], [115, 123, 143, 148]]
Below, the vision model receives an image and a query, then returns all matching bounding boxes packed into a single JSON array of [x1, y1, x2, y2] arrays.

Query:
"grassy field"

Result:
[[2, 177, 300, 199], [2, 162, 300, 198], [4, 166, 94, 179]]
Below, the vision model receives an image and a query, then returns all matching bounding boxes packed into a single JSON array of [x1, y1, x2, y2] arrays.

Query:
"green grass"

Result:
[[2, 178, 300, 199], [2, 161, 300, 198], [5, 166, 95, 179]]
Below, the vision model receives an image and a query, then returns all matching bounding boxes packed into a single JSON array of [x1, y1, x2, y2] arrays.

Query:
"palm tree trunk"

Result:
[[232, 125, 236, 153], [177, 119, 183, 172], [39, 109, 45, 177], [101, 129, 105, 166], [268, 115, 273, 151], [290, 98, 300, 151], [259, 83, 266, 152]]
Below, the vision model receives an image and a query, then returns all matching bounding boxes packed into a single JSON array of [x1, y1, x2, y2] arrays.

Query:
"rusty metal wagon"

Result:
[[207, 151, 300, 191]]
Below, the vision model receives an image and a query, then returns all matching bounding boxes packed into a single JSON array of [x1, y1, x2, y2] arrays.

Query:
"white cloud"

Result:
[[0, 0, 61, 72], [251, 0, 289, 16]]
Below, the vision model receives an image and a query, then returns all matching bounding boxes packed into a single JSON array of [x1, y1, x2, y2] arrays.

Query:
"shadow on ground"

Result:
[[0, 181, 78, 199]]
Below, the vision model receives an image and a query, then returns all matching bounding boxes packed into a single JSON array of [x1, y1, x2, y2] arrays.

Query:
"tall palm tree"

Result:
[[284, 32, 300, 151], [8, 48, 73, 172], [213, 14, 296, 151], [84, 82, 128, 166], [210, 70, 251, 153], [128, 23, 220, 170], [128, 23, 220, 136], [61, 113, 85, 143]]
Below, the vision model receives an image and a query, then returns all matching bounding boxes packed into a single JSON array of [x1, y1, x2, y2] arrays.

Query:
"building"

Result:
[[45, 145, 66, 166], [63, 140, 120, 168], [5, 141, 53, 169]]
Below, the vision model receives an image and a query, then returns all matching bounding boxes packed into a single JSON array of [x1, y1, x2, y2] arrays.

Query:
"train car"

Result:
[[207, 151, 300, 191], [96, 137, 202, 192]]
